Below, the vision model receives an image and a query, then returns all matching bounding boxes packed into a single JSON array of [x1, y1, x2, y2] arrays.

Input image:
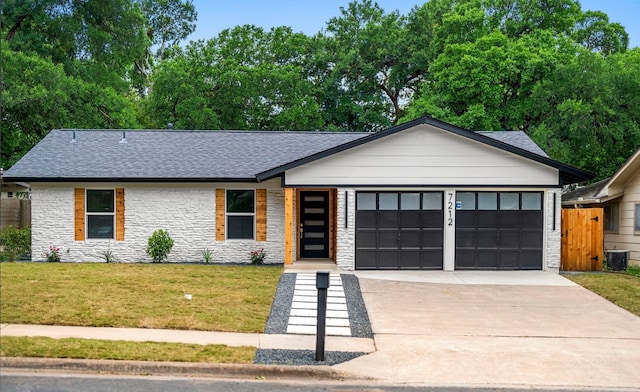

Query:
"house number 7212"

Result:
[[447, 192, 453, 226]]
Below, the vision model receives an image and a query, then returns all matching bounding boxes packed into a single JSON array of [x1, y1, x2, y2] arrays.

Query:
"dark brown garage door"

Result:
[[355, 192, 444, 270], [455, 192, 543, 270]]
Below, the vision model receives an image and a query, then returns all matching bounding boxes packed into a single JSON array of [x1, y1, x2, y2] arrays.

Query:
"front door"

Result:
[[299, 191, 330, 258]]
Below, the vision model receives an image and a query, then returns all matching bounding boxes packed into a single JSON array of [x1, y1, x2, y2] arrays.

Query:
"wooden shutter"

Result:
[[256, 189, 267, 241], [74, 188, 85, 241], [216, 189, 225, 241], [115, 188, 125, 241]]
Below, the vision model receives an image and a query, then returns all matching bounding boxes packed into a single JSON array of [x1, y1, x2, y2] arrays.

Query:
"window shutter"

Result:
[[216, 189, 225, 241], [116, 188, 125, 241], [74, 188, 85, 241], [256, 189, 267, 241]]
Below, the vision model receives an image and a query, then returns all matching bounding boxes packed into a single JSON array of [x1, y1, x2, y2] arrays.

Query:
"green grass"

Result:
[[0, 263, 282, 332], [0, 336, 255, 363], [565, 272, 640, 317]]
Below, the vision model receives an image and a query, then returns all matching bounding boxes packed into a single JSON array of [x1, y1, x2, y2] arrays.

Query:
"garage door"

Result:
[[455, 192, 543, 270], [355, 192, 443, 269]]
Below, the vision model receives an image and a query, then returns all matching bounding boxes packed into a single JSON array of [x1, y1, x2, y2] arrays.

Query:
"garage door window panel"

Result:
[[357, 193, 376, 210], [522, 193, 542, 210], [500, 193, 519, 210], [379, 193, 398, 210]]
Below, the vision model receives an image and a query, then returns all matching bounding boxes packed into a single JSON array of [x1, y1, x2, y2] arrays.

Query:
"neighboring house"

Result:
[[2, 116, 592, 271], [563, 148, 640, 266], [0, 180, 30, 230]]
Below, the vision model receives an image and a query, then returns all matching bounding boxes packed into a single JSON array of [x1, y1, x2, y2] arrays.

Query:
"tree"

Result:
[[1, 46, 138, 168], [144, 26, 324, 130], [529, 48, 640, 179], [2, 0, 150, 92]]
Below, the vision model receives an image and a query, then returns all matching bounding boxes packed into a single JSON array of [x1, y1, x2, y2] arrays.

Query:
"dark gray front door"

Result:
[[455, 192, 543, 270], [299, 191, 329, 258], [355, 192, 444, 270]]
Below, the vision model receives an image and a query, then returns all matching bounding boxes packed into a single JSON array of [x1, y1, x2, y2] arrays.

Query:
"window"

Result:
[[227, 190, 255, 239], [635, 204, 640, 232], [86, 190, 115, 239], [604, 204, 619, 232]]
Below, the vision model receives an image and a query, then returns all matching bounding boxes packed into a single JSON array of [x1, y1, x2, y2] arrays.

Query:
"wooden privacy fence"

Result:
[[561, 208, 603, 271], [0, 199, 31, 230]]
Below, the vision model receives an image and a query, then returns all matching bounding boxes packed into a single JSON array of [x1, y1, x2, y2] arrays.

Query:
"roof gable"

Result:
[[256, 116, 593, 185], [283, 124, 560, 187]]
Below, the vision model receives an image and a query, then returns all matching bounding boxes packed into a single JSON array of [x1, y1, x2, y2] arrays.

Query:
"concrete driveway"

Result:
[[335, 271, 640, 390]]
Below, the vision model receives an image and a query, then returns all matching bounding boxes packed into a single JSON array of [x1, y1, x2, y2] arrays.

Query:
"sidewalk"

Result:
[[0, 324, 375, 353]]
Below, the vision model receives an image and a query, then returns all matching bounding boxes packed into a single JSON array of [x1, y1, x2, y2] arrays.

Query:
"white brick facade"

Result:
[[31, 181, 285, 264], [336, 188, 356, 270], [545, 189, 562, 271]]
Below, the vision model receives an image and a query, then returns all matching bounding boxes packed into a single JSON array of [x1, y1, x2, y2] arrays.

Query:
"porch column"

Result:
[[284, 187, 293, 265]]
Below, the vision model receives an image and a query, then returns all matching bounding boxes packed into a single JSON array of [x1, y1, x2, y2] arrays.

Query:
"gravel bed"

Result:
[[254, 349, 366, 366], [342, 274, 374, 338], [263, 272, 296, 334]]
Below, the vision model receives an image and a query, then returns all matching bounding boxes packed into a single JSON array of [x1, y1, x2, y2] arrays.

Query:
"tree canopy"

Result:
[[2, 0, 639, 181]]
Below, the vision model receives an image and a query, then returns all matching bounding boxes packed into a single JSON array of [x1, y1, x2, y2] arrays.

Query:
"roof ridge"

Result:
[[55, 129, 368, 135]]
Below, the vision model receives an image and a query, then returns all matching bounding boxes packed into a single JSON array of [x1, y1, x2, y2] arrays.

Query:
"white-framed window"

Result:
[[604, 204, 619, 232], [635, 204, 640, 233], [226, 189, 255, 239], [86, 189, 115, 239]]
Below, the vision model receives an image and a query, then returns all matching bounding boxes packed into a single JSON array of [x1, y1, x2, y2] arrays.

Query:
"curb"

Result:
[[0, 357, 362, 381]]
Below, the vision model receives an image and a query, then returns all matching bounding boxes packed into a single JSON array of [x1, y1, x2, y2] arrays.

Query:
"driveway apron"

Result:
[[334, 272, 640, 389]]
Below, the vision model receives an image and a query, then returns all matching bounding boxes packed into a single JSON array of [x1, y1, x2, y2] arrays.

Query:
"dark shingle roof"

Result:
[[477, 131, 549, 157], [561, 179, 609, 202], [3, 116, 592, 184], [3, 130, 367, 181]]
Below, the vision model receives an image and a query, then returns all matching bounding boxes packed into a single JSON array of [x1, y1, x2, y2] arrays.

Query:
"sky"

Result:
[[187, 0, 640, 49]]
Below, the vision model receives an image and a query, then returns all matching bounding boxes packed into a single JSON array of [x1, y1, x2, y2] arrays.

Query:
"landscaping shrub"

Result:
[[146, 229, 174, 263], [0, 226, 31, 262]]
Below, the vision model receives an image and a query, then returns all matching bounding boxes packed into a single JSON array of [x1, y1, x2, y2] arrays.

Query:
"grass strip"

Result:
[[0, 336, 255, 363], [0, 263, 282, 332], [565, 272, 640, 317]]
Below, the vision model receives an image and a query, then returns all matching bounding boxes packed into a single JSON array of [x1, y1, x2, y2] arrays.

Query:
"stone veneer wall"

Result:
[[30, 182, 285, 263], [336, 188, 356, 270], [546, 189, 562, 271]]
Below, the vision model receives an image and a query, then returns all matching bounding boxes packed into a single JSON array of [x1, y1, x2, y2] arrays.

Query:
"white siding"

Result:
[[285, 125, 558, 186], [604, 168, 640, 266], [30, 180, 285, 264]]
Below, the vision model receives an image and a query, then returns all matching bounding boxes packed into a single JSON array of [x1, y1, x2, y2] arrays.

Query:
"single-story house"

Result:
[[2, 116, 592, 271], [563, 147, 640, 266]]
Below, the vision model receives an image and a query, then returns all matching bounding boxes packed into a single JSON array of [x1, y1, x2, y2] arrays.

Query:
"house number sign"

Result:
[[447, 192, 454, 226]]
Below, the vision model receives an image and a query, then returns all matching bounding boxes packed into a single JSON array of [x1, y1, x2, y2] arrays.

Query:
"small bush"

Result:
[[44, 246, 61, 262], [627, 265, 640, 277], [146, 229, 174, 263], [249, 248, 266, 264], [201, 248, 212, 263], [0, 226, 31, 262]]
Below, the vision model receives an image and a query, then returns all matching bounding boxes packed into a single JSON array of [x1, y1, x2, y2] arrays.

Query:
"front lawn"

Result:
[[0, 263, 282, 332], [0, 336, 255, 363], [565, 272, 640, 317]]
